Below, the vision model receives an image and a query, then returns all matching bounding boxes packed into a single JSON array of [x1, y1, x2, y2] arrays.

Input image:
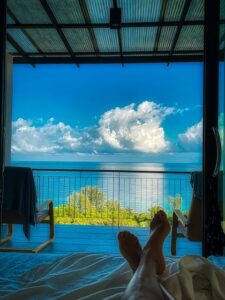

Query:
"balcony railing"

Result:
[[33, 169, 193, 227]]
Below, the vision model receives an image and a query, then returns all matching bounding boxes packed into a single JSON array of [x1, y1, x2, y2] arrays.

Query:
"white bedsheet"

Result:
[[0, 253, 225, 300], [161, 255, 225, 300], [0, 252, 131, 300]]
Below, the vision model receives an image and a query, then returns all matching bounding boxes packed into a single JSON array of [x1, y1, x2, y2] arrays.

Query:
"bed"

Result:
[[0, 252, 225, 299]]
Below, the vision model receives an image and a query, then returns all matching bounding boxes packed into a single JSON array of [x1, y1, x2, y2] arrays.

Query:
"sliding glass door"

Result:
[[203, 0, 225, 256], [218, 1, 225, 255]]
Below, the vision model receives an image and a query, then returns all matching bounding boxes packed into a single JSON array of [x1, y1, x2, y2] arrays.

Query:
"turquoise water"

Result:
[[11, 161, 201, 172]]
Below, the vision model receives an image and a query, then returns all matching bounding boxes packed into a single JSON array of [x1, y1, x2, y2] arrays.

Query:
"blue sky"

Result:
[[11, 63, 203, 163]]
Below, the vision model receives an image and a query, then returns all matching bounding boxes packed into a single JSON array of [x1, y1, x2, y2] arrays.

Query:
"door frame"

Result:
[[203, 0, 224, 256], [0, 0, 6, 178]]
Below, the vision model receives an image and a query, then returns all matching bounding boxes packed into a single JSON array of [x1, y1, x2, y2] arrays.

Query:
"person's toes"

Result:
[[118, 231, 124, 242], [118, 231, 129, 241], [118, 231, 141, 249], [150, 216, 156, 230], [150, 214, 161, 230], [157, 210, 167, 221]]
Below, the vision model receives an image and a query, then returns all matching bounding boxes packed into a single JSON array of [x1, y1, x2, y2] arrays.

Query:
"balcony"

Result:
[[33, 168, 194, 225], [1, 169, 202, 256]]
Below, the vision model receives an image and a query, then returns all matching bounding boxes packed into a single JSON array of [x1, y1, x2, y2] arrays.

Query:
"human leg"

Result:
[[120, 211, 170, 300]]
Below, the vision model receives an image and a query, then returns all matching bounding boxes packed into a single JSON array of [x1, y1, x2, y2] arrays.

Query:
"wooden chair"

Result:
[[171, 172, 202, 256], [0, 167, 54, 253]]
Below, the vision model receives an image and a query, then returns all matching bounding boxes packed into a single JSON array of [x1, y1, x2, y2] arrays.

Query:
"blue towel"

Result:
[[2, 167, 37, 239], [190, 171, 203, 200]]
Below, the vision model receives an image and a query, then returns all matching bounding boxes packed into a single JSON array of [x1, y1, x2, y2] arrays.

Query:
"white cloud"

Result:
[[98, 101, 172, 153], [12, 118, 81, 153], [175, 107, 189, 114], [178, 120, 202, 151], [12, 101, 189, 156]]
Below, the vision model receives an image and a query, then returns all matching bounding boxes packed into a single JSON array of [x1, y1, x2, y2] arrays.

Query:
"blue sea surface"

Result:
[[11, 160, 201, 172]]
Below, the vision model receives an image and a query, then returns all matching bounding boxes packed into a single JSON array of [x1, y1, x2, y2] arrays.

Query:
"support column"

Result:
[[203, 0, 222, 256], [0, 0, 7, 177]]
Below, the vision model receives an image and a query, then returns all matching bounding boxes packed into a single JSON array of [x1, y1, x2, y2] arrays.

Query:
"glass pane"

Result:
[[218, 0, 225, 255]]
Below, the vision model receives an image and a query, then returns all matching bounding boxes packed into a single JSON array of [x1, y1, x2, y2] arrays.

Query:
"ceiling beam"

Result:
[[40, 0, 79, 66], [153, 0, 169, 52], [7, 20, 207, 30], [113, 0, 123, 66], [0, 0, 7, 176], [7, 32, 36, 67], [78, 0, 99, 54], [168, 0, 192, 61], [13, 55, 204, 65], [10, 50, 203, 57], [117, 29, 123, 64], [7, 7, 44, 55]]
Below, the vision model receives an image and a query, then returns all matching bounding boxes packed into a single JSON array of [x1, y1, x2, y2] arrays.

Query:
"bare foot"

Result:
[[118, 231, 142, 272], [143, 210, 170, 275], [150, 210, 170, 238]]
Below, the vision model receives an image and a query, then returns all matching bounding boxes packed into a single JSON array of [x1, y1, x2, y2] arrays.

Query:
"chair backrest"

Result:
[[1, 166, 37, 239]]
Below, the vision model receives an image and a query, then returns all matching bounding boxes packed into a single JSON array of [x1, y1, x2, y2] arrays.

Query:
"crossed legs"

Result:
[[118, 211, 170, 300]]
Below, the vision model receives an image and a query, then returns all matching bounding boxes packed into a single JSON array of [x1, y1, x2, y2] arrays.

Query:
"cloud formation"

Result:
[[12, 118, 81, 153], [178, 120, 202, 151], [12, 101, 191, 156], [98, 101, 172, 153]]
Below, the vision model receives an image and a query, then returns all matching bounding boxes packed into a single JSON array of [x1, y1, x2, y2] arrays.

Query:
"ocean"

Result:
[[11, 161, 202, 214], [12, 161, 201, 172]]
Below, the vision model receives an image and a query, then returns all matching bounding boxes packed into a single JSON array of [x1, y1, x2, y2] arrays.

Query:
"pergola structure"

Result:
[[0, 0, 224, 257], [3, 0, 224, 64]]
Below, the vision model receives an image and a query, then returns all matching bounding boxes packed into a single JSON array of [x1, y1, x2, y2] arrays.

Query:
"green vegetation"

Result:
[[53, 186, 184, 226]]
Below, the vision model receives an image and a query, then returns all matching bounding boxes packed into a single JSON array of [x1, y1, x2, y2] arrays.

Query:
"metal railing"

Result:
[[33, 169, 193, 226]]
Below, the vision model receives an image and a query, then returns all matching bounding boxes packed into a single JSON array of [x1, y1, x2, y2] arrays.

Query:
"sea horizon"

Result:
[[11, 160, 202, 172]]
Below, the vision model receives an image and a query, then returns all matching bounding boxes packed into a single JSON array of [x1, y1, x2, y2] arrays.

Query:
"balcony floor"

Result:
[[0, 223, 202, 256]]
